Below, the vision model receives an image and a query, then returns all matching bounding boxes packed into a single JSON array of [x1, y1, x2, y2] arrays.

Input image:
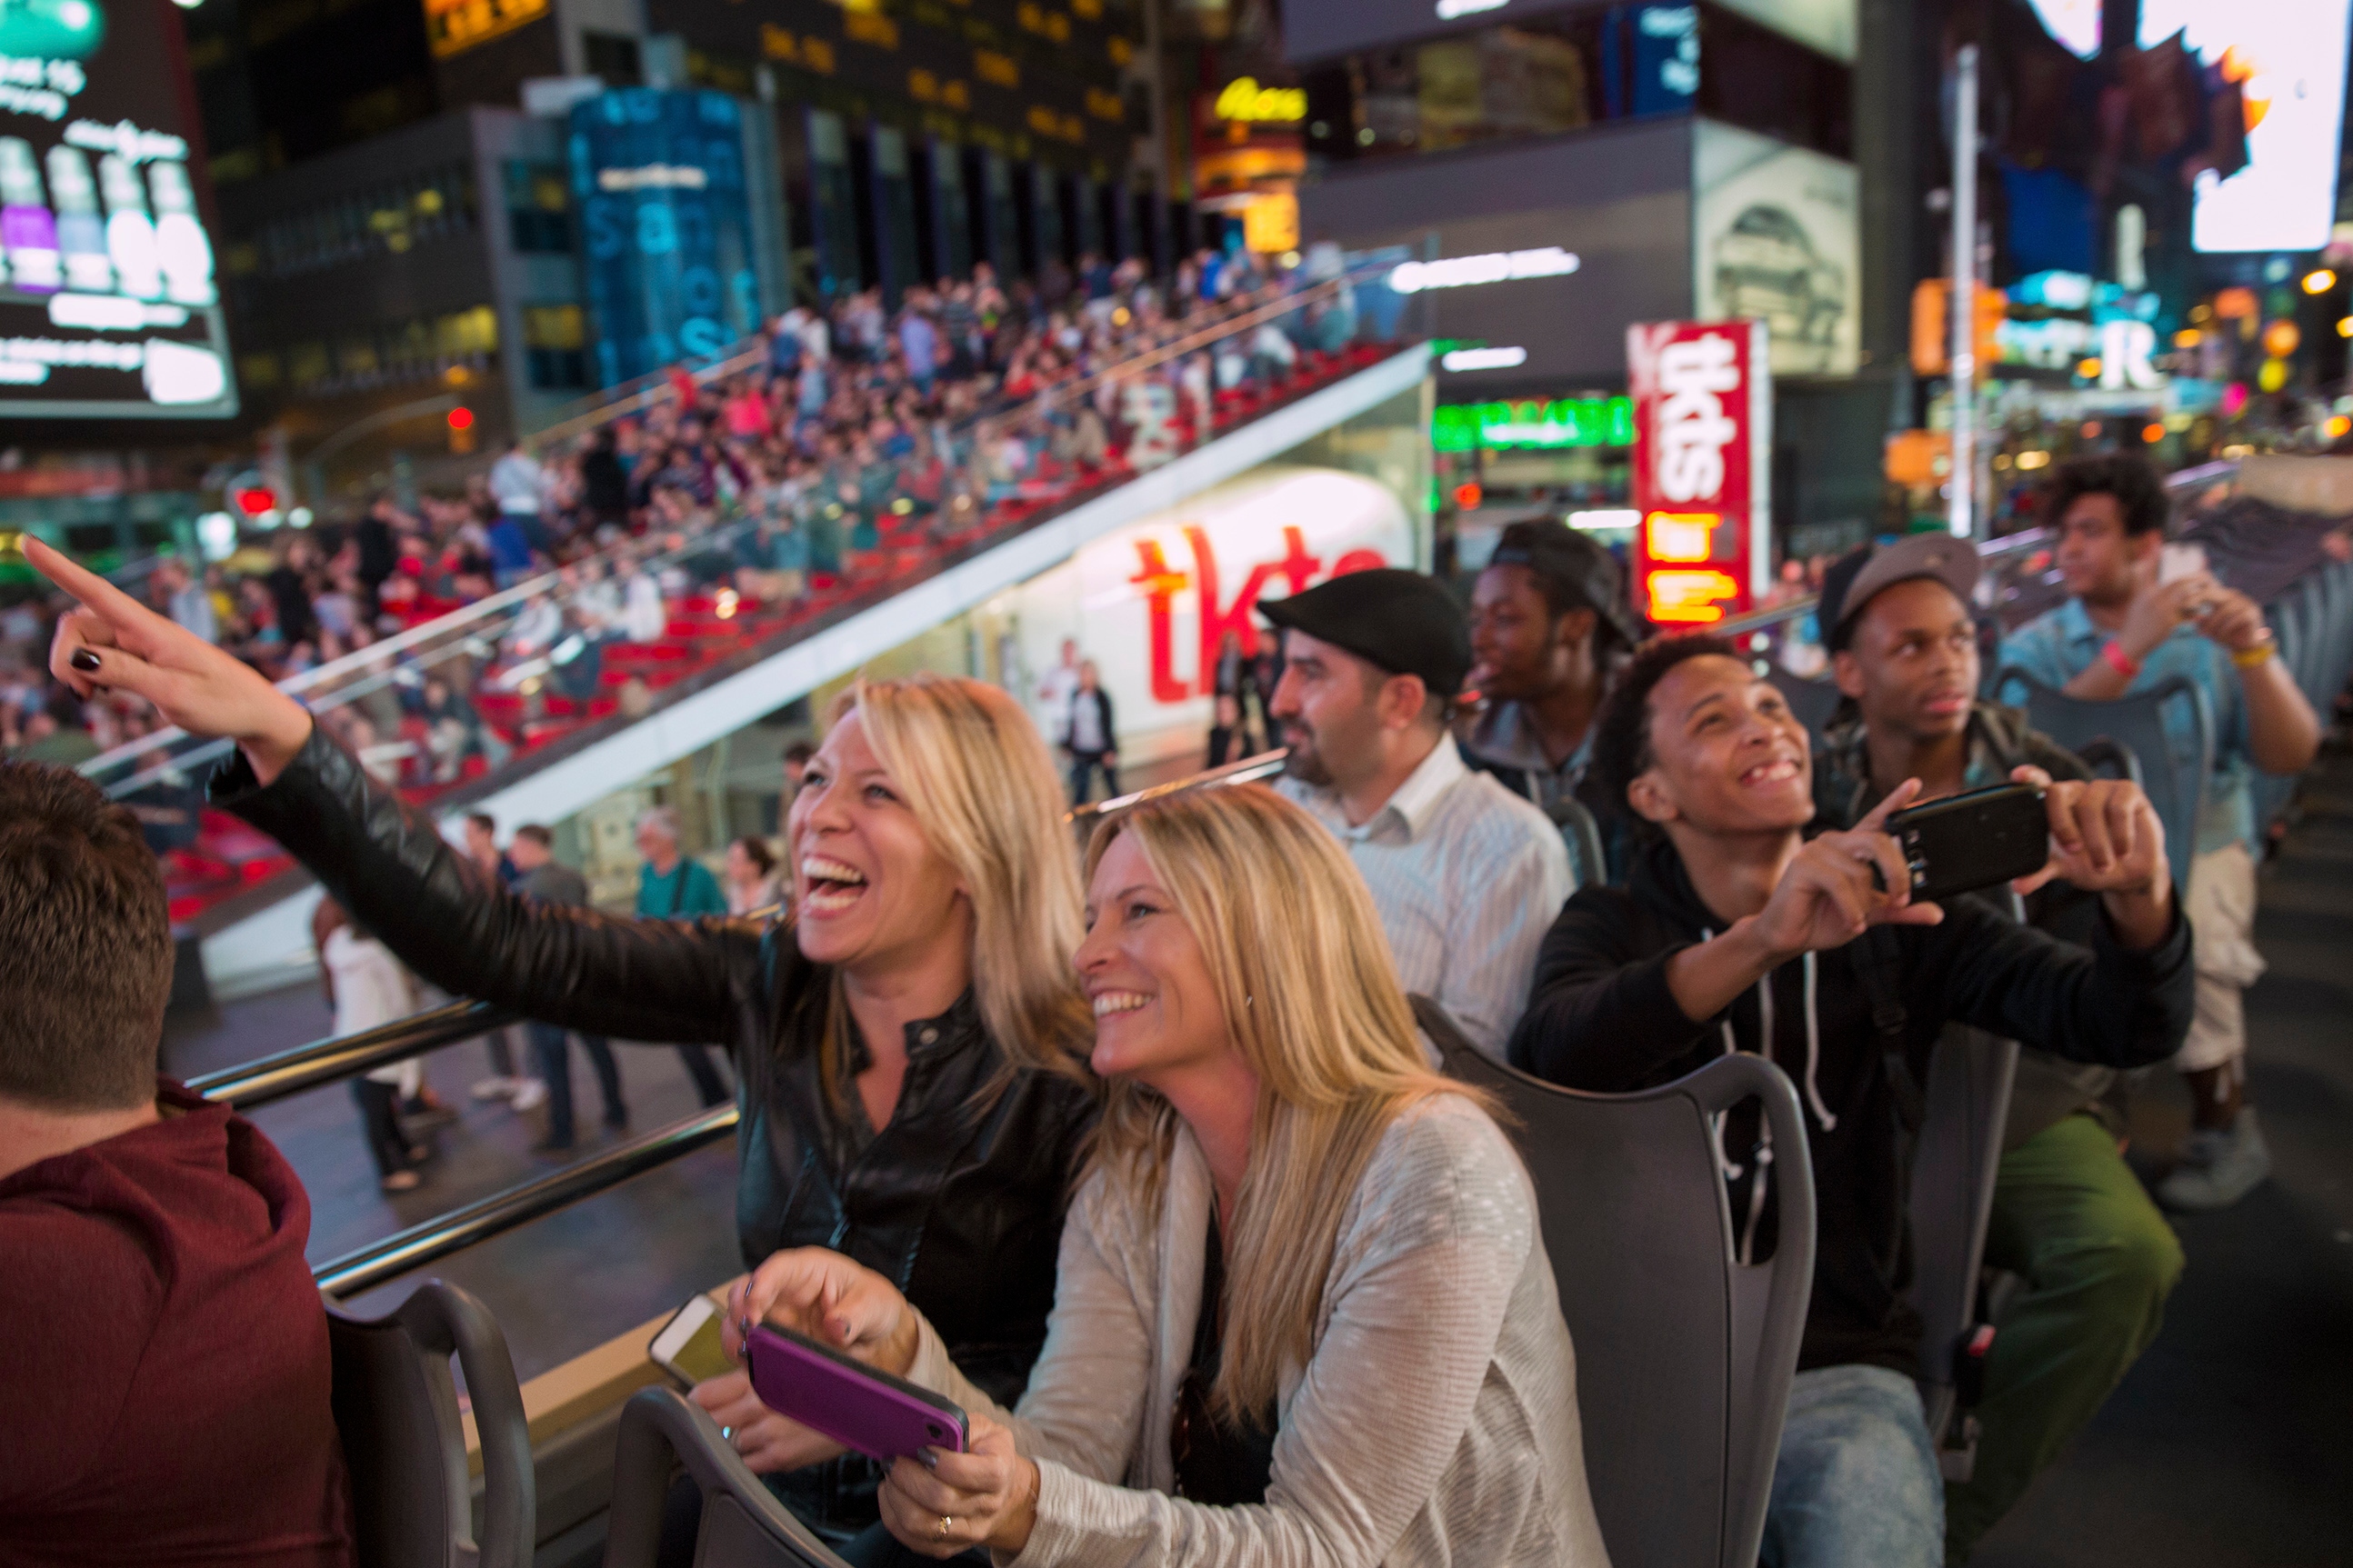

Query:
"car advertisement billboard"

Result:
[[1627, 317, 1771, 625], [1007, 465, 1415, 761], [1692, 119, 1858, 377], [2138, 0, 2353, 254], [0, 0, 235, 418]]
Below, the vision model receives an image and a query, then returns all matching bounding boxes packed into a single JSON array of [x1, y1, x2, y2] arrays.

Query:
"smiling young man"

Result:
[[1811, 537, 2185, 1563], [1458, 516, 1644, 879], [1508, 634, 2194, 1568], [2002, 454, 2321, 1210], [1262, 568, 1572, 1058]]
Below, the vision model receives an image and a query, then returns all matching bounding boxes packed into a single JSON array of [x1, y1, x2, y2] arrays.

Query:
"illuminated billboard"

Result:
[[0, 0, 235, 418], [1627, 319, 1772, 625], [569, 89, 761, 388], [2139, 0, 2352, 254]]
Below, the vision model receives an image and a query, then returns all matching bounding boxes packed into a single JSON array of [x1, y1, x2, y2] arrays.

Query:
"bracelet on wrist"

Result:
[[2231, 639, 2276, 669], [2101, 640, 2141, 679]]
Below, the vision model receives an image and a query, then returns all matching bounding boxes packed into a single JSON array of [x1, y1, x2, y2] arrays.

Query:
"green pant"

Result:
[[1945, 1113, 2184, 1560]]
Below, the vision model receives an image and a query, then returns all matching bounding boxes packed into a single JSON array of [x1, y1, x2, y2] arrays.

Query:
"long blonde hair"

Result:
[[812, 674, 1095, 1094], [1083, 784, 1473, 1422]]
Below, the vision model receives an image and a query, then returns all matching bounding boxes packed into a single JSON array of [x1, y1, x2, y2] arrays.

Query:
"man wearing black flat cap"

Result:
[[1262, 567, 1572, 1057], [1459, 516, 1645, 881]]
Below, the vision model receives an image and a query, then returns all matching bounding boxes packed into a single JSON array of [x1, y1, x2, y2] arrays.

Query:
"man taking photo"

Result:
[[1812, 534, 2184, 1563], [1264, 567, 1572, 1057], [1510, 634, 2193, 1568], [2003, 454, 2320, 1210]]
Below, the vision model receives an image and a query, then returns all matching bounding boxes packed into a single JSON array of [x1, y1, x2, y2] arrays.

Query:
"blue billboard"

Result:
[[569, 89, 760, 388]]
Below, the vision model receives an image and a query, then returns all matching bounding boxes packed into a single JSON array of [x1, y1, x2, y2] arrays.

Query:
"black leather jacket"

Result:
[[213, 727, 1099, 1533]]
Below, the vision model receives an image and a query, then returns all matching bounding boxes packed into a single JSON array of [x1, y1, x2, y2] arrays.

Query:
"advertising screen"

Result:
[[0, 0, 235, 418], [570, 89, 761, 388], [1627, 318, 1771, 625], [2139, 0, 2352, 254], [1693, 120, 1857, 376]]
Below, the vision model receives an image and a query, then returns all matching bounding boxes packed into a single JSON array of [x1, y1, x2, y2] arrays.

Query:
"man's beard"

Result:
[[1280, 725, 1333, 786]]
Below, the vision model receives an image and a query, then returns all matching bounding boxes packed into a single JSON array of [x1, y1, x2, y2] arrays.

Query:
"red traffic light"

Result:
[[447, 405, 476, 431], [232, 485, 276, 516]]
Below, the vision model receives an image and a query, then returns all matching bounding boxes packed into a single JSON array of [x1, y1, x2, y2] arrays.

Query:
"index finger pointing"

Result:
[[22, 537, 156, 624]]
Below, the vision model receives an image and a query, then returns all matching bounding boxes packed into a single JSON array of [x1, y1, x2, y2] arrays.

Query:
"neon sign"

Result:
[[1431, 396, 1635, 452], [1388, 246, 1579, 295], [1628, 319, 1771, 625], [1213, 77, 1306, 124]]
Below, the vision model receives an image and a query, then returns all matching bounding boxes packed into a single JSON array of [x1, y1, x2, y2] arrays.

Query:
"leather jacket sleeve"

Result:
[[211, 724, 758, 1045]]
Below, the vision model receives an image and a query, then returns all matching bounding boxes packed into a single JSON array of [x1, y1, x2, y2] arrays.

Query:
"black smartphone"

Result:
[[1884, 783, 2049, 903]]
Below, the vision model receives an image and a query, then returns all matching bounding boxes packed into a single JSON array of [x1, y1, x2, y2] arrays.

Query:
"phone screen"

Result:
[[650, 1297, 735, 1386]]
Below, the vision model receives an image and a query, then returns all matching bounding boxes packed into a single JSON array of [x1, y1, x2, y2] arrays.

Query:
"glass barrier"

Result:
[[82, 254, 1429, 853]]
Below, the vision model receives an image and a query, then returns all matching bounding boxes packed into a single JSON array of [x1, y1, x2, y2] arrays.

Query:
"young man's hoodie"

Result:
[[1507, 835, 2193, 1376]]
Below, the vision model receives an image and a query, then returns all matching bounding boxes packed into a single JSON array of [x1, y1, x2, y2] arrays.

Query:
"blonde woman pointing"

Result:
[[27, 539, 1097, 1558], [727, 785, 1610, 1566]]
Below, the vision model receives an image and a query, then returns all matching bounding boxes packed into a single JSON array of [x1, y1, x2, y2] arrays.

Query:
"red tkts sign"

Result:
[[1627, 320, 1773, 625]]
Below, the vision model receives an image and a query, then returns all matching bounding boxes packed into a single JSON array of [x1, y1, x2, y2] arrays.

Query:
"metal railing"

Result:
[[195, 753, 1315, 1297], [311, 1104, 741, 1298]]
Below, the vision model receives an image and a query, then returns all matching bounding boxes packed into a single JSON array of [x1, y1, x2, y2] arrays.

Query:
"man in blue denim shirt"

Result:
[[2003, 455, 2320, 1210]]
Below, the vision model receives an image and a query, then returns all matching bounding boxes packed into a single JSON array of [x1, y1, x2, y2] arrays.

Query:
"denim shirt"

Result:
[[1999, 598, 2255, 857]]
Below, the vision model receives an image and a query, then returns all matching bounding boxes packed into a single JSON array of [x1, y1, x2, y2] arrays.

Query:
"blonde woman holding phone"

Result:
[[726, 784, 1609, 1566], [27, 538, 1098, 1563]]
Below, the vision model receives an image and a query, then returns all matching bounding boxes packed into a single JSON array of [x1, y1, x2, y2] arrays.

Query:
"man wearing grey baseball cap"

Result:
[[1260, 568, 1572, 1057], [1809, 532, 2182, 1563]]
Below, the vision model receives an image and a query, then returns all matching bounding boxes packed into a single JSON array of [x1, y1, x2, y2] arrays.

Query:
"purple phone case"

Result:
[[744, 1323, 969, 1460]]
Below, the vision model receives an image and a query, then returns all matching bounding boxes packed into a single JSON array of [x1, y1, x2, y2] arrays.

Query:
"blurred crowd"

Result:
[[2, 243, 1370, 799]]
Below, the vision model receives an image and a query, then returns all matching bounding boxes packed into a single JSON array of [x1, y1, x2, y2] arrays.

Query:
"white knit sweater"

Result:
[[903, 1094, 1612, 1567]]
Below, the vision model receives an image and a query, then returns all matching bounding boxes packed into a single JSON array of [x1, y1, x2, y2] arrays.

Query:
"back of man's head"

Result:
[[0, 762, 173, 1110]]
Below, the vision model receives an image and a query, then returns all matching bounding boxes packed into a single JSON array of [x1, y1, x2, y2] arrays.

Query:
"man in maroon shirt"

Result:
[[0, 760, 355, 1567]]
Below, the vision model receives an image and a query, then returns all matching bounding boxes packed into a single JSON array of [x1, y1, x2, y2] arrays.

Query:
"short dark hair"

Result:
[[732, 835, 777, 876], [1592, 633, 1745, 811], [2043, 453, 2170, 538], [466, 812, 496, 834], [0, 762, 174, 1110], [512, 824, 554, 848]]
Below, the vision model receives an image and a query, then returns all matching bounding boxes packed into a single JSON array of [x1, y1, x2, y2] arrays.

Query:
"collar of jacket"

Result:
[[839, 986, 987, 1076]]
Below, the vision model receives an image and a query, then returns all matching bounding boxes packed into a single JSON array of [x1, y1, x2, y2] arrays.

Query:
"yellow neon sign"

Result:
[[1215, 77, 1307, 124]]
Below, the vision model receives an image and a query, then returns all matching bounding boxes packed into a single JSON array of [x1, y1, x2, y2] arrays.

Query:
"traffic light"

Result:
[[1909, 280, 2005, 376], [447, 404, 476, 454], [232, 484, 276, 517]]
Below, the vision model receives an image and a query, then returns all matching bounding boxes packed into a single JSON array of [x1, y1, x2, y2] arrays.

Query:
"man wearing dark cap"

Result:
[[1459, 516, 1644, 880], [1810, 534, 2183, 1563], [1262, 567, 1572, 1057]]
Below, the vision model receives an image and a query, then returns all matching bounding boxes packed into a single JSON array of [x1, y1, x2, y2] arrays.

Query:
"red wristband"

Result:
[[2101, 640, 2140, 679]]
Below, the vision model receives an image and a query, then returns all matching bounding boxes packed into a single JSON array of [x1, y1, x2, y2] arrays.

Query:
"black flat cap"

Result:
[[1258, 568, 1474, 697]]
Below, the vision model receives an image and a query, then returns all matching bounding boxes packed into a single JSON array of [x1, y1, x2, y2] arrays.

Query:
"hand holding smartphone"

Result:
[[744, 1322, 968, 1461], [1883, 782, 2050, 903]]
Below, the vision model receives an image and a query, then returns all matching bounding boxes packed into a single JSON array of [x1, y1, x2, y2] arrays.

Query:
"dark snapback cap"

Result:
[[1486, 516, 1644, 647], [1817, 533, 1982, 653], [1257, 567, 1474, 698]]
